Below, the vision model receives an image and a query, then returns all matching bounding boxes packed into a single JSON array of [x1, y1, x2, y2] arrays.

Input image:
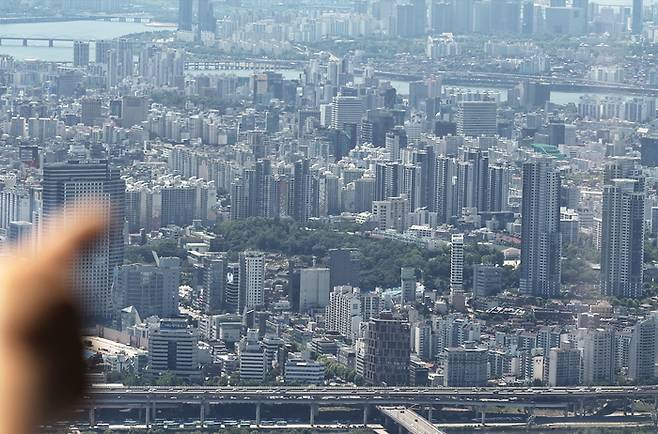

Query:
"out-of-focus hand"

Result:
[[0, 203, 106, 434]]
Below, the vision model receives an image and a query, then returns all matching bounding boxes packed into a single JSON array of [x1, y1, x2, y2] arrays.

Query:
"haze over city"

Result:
[[4, 0, 658, 433]]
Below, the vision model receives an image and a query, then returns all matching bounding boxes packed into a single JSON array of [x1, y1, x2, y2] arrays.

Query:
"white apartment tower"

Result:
[[239, 251, 265, 311], [450, 234, 465, 291]]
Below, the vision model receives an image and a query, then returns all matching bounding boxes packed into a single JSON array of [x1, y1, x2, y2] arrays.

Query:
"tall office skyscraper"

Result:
[[520, 157, 561, 297], [362, 312, 410, 386], [632, 0, 643, 35], [200, 254, 225, 313], [331, 95, 363, 135], [225, 262, 241, 313], [456, 101, 497, 137], [178, 0, 193, 31], [601, 158, 645, 299], [42, 160, 125, 319]]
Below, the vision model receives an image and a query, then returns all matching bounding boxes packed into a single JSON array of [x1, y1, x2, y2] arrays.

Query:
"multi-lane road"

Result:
[[80, 385, 658, 430], [87, 384, 658, 407]]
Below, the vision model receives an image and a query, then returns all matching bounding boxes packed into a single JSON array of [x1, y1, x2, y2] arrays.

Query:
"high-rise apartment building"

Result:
[[289, 159, 318, 223], [400, 267, 416, 304], [73, 41, 90, 67], [178, 0, 193, 31], [42, 160, 125, 319], [632, 0, 643, 35], [325, 286, 363, 341], [601, 158, 645, 299], [520, 157, 561, 297], [239, 251, 265, 311], [371, 195, 410, 232], [629, 315, 656, 382], [582, 328, 615, 385], [450, 234, 464, 291]]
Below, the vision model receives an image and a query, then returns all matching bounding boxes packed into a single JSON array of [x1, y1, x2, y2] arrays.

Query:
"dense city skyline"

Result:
[[3, 0, 658, 432]]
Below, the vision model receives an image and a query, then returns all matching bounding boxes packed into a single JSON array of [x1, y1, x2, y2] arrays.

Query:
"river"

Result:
[[189, 68, 595, 105], [0, 20, 649, 106], [0, 20, 171, 62]]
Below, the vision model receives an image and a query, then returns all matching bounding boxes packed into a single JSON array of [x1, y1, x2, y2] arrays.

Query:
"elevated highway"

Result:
[[83, 385, 658, 428], [378, 406, 445, 434], [185, 59, 305, 71], [370, 69, 658, 98]]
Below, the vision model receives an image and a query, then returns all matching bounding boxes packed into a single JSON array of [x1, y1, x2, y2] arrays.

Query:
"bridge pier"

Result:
[[200, 400, 206, 425], [22, 39, 27, 46], [427, 406, 433, 423], [48, 39, 53, 47], [89, 407, 95, 427], [480, 406, 486, 425], [145, 405, 150, 428], [363, 405, 368, 426], [310, 404, 318, 426], [256, 403, 261, 426], [579, 399, 585, 417]]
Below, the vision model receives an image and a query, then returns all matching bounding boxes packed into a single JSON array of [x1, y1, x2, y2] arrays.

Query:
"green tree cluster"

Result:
[[318, 356, 364, 386], [124, 239, 187, 264], [561, 244, 599, 286], [214, 218, 516, 292]]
